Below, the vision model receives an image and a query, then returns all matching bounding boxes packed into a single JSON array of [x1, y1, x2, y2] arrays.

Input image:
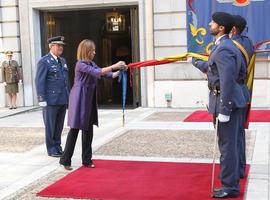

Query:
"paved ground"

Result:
[[0, 107, 269, 200], [95, 129, 255, 159]]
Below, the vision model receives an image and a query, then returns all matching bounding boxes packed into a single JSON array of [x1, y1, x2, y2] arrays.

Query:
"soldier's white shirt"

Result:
[[215, 34, 227, 45]]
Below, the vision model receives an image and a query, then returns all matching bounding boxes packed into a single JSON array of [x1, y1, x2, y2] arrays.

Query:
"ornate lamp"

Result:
[[106, 12, 125, 32]]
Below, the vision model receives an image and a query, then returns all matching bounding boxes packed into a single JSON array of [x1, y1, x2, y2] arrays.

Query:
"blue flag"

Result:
[[118, 69, 127, 125], [186, 0, 270, 54]]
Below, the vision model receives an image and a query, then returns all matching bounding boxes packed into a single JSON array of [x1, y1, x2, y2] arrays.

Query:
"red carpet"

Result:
[[37, 160, 249, 200], [183, 110, 270, 122]]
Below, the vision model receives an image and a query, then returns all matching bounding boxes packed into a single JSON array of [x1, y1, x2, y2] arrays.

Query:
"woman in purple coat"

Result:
[[60, 39, 127, 170]]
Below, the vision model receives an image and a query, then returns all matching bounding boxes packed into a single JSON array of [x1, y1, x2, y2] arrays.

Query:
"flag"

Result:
[[244, 53, 256, 128], [118, 69, 128, 126], [186, 0, 270, 54]]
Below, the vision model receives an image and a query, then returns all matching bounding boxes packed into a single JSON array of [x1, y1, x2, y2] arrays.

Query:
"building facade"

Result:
[[0, 0, 269, 108]]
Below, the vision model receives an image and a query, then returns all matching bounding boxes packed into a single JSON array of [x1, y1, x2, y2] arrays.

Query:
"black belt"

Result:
[[208, 84, 220, 91], [208, 85, 220, 95]]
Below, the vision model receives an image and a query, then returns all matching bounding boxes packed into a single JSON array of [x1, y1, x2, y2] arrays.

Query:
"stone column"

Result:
[[18, 0, 37, 106], [144, 0, 155, 107]]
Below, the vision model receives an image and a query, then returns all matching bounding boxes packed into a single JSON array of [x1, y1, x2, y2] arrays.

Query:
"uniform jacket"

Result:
[[68, 61, 112, 131], [35, 53, 70, 105], [232, 34, 254, 62], [196, 35, 246, 116], [232, 34, 254, 103], [2, 60, 21, 84]]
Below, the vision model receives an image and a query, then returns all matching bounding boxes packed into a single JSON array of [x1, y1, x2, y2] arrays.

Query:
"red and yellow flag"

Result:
[[127, 40, 269, 129]]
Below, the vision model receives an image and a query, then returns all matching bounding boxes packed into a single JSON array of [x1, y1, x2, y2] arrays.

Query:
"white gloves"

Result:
[[18, 80, 22, 85], [112, 71, 120, 79], [3, 82, 7, 86], [186, 57, 193, 63], [218, 114, 230, 122], [39, 101, 47, 107]]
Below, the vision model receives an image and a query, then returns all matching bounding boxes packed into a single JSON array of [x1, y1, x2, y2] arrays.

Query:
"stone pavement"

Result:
[[0, 107, 269, 199]]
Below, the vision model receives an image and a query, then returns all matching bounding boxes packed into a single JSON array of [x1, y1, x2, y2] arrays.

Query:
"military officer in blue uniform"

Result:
[[191, 12, 247, 198], [230, 15, 254, 179], [35, 36, 69, 157]]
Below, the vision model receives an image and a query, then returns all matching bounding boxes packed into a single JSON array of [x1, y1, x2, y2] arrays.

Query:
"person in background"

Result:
[[60, 39, 127, 170], [230, 15, 254, 179], [35, 36, 70, 157], [2, 51, 22, 109]]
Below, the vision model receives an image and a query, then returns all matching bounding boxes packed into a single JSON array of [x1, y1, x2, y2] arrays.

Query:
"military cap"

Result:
[[5, 51, 13, 56], [233, 15, 247, 34], [212, 12, 235, 33], [47, 36, 65, 45]]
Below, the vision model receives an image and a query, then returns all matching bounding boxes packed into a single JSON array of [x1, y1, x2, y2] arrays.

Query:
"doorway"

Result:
[[40, 6, 140, 107]]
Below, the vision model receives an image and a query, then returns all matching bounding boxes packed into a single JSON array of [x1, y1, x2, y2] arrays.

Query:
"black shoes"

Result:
[[83, 161, 95, 168], [213, 187, 222, 193], [61, 165, 73, 170], [58, 150, 64, 154], [8, 106, 17, 109], [48, 148, 63, 157], [48, 153, 62, 157], [212, 188, 239, 198], [61, 162, 95, 171]]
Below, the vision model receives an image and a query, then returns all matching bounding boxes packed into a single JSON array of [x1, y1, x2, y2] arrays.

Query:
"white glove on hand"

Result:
[[112, 71, 120, 79], [3, 82, 7, 86], [39, 101, 47, 107], [218, 114, 230, 122], [186, 57, 193, 63], [18, 80, 22, 85]]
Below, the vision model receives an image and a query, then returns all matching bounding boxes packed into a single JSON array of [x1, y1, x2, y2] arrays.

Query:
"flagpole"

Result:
[[123, 110, 125, 126], [212, 0, 216, 14], [255, 49, 270, 53]]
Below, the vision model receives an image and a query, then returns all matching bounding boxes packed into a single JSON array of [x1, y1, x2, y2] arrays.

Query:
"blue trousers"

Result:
[[218, 108, 243, 193], [43, 105, 67, 155], [238, 108, 247, 178]]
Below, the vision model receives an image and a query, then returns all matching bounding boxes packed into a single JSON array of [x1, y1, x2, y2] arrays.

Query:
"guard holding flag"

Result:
[[230, 15, 254, 179], [191, 12, 247, 198]]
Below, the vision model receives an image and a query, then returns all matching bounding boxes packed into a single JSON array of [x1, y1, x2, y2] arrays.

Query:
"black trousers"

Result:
[[60, 126, 93, 166]]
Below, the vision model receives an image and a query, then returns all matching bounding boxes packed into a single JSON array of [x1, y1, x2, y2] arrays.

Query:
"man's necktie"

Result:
[[57, 57, 62, 67]]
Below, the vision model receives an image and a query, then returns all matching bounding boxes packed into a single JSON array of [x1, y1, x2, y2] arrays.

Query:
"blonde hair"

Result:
[[76, 39, 95, 62]]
